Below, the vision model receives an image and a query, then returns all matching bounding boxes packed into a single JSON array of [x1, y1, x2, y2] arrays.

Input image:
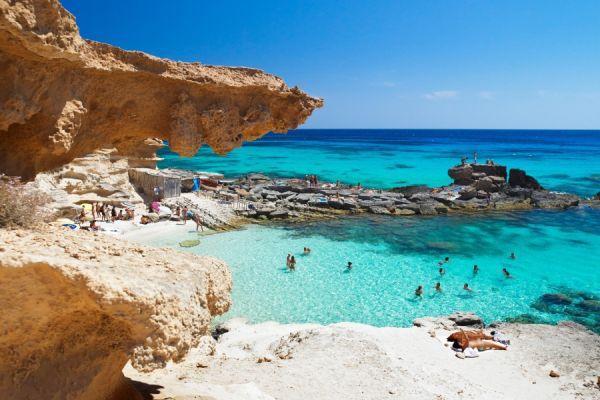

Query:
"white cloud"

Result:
[[422, 90, 458, 100], [478, 91, 495, 100]]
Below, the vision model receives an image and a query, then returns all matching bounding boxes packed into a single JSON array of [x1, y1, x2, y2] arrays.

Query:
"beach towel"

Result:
[[493, 332, 511, 346], [192, 177, 200, 192], [463, 347, 479, 358]]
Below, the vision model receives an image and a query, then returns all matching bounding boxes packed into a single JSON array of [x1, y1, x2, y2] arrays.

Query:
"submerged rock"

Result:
[[447, 311, 483, 327]]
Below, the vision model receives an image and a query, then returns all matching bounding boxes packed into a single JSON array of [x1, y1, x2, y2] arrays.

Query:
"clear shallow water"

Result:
[[159, 129, 600, 197], [140, 208, 600, 332]]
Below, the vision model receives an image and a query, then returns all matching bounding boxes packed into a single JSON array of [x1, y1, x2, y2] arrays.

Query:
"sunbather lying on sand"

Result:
[[447, 330, 507, 351]]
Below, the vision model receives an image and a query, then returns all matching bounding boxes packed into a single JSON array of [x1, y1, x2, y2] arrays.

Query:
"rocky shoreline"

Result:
[[195, 162, 598, 222]]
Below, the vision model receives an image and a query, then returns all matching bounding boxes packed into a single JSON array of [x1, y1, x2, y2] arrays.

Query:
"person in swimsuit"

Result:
[[286, 254, 291, 268], [510, 252, 516, 259], [182, 206, 188, 225], [415, 285, 423, 297], [463, 283, 472, 292], [473, 265, 479, 274], [502, 268, 511, 278], [439, 267, 445, 276], [435, 282, 442, 292], [346, 261, 353, 271], [289, 256, 296, 271]]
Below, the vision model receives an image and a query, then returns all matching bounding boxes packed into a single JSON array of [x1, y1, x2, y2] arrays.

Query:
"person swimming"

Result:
[[463, 283, 472, 291], [415, 285, 423, 297], [346, 261, 353, 271], [473, 265, 479, 274], [502, 268, 511, 278], [444, 256, 450, 263], [510, 252, 516, 259], [435, 282, 442, 292], [303, 247, 311, 255], [439, 267, 445, 276]]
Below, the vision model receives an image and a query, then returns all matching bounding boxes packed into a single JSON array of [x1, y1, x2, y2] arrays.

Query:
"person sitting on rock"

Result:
[[415, 285, 423, 297]]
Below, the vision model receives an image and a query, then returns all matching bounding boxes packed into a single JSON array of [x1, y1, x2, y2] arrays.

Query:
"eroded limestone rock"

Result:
[[0, 226, 232, 399], [0, 0, 322, 179]]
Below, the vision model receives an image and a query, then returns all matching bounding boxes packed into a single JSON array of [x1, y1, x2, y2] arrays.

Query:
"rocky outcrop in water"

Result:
[[0, 226, 232, 400], [0, 0, 322, 179], [509, 168, 544, 190], [205, 163, 590, 221]]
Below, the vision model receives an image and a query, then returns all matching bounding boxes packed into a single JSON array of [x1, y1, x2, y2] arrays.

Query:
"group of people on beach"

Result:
[[78, 202, 134, 231], [415, 252, 516, 298]]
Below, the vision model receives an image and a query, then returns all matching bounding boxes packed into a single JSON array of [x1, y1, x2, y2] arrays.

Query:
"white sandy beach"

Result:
[[124, 318, 600, 400]]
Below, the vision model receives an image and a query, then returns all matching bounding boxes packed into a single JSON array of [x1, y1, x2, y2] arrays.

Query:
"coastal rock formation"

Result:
[[0, 0, 323, 179], [0, 226, 232, 400], [31, 148, 146, 217], [509, 168, 544, 190]]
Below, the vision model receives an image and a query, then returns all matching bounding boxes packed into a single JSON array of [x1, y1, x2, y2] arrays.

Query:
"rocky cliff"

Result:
[[0, 0, 323, 179], [0, 226, 232, 400]]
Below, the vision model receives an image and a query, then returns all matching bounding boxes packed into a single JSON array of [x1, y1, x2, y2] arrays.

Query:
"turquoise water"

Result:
[[153, 130, 600, 331], [159, 130, 600, 197], [141, 208, 600, 332]]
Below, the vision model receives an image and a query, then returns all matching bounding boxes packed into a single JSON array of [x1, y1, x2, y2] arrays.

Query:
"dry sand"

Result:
[[124, 318, 600, 400]]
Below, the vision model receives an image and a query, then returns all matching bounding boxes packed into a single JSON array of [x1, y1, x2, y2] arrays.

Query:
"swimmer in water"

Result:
[[439, 267, 445, 276], [289, 256, 296, 271], [415, 285, 423, 297], [346, 261, 353, 271], [444, 256, 450, 263], [434, 282, 442, 292], [502, 268, 511, 278], [473, 265, 479, 274], [463, 283, 472, 292], [510, 252, 516, 260]]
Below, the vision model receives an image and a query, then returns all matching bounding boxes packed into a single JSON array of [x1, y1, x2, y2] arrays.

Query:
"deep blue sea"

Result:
[[152, 130, 600, 332], [159, 129, 600, 197]]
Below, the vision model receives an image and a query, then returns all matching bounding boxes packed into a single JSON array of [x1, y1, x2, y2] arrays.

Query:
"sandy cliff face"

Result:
[[0, 0, 323, 179], [0, 226, 232, 400]]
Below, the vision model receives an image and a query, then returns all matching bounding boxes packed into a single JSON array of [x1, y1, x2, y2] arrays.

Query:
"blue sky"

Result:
[[62, 0, 600, 129]]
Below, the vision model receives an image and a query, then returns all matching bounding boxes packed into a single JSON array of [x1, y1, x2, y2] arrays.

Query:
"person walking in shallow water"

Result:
[[289, 256, 296, 271], [286, 254, 291, 268], [473, 265, 479, 275], [434, 282, 442, 292], [346, 261, 353, 271]]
